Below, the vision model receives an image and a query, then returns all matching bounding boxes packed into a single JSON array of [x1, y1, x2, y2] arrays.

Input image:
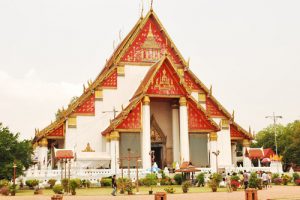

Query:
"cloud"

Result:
[[0, 69, 81, 139]]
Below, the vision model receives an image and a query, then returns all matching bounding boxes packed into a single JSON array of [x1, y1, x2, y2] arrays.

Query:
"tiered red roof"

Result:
[[74, 94, 95, 115], [187, 100, 219, 132], [116, 102, 142, 130], [55, 149, 74, 159], [246, 148, 264, 159], [206, 97, 226, 118], [184, 72, 201, 91], [47, 124, 64, 137]]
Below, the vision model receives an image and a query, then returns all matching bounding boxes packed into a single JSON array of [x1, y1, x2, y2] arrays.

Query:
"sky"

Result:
[[0, 0, 299, 140]]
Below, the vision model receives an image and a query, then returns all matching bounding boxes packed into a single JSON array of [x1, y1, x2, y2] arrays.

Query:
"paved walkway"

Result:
[[1, 186, 300, 200]]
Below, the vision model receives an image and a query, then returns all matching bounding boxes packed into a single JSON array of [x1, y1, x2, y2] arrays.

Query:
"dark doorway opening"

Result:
[[151, 146, 163, 169]]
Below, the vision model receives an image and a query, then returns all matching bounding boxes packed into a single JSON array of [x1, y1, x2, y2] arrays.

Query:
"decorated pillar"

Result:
[[171, 103, 180, 164], [141, 96, 151, 170], [38, 138, 48, 170], [179, 97, 189, 162], [217, 119, 232, 168], [209, 132, 218, 172], [231, 142, 237, 167], [242, 139, 252, 168], [110, 131, 120, 174]]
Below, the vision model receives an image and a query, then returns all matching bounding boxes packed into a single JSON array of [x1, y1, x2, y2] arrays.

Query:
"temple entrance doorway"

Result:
[[151, 145, 163, 169]]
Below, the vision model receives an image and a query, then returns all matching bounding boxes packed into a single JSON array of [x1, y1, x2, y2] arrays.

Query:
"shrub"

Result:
[[143, 174, 157, 187], [164, 186, 176, 193], [173, 174, 183, 185], [231, 180, 240, 189], [47, 179, 56, 189], [100, 178, 112, 187], [272, 173, 280, 182], [160, 177, 171, 185], [124, 179, 134, 194], [211, 173, 222, 185], [61, 178, 69, 192], [0, 186, 10, 196], [52, 184, 63, 194], [231, 175, 240, 181], [25, 179, 39, 189], [0, 179, 9, 188], [249, 173, 259, 189], [282, 174, 291, 185], [293, 173, 300, 182], [196, 173, 205, 187], [80, 179, 91, 188], [273, 178, 283, 185], [181, 180, 191, 193], [70, 179, 80, 194]]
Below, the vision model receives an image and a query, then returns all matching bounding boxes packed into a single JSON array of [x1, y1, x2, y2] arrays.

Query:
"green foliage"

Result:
[[164, 186, 176, 193], [47, 179, 56, 188], [252, 121, 300, 169], [211, 173, 222, 185], [282, 174, 291, 185], [249, 172, 259, 188], [0, 123, 33, 180], [293, 173, 300, 182], [181, 180, 191, 193], [124, 179, 134, 193], [196, 173, 205, 187], [25, 179, 39, 189], [272, 173, 280, 182], [173, 174, 183, 185], [143, 174, 157, 187], [52, 184, 63, 194], [100, 178, 112, 187], [61, 178, 69, 192], [231, 175, 240, 181], [70, 179, 80, 193], [80, 179, 91, 188], [0, 179, 9, 188]]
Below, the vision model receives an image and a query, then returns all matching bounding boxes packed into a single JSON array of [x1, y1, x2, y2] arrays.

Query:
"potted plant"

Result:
[[181, 181, 191, 193], [69, 179, 80, 195], [143, 174, 157, 194], [230, 180, 240, 191], [9, 184, 16, 196], [61, 178, 69, 193], [196, 173, 205, 187], [208, 173, 222, 192], [124, 179, 133, 195], [117, 178, 127, 194], [164, 186, 176, 194], [33, 185, 43, 195], [52, 184, 63, 200], [282, 174, 291, 185], [48, 179, 57, 189]]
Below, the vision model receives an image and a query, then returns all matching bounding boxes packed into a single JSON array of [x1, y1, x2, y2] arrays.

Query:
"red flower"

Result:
[[231, 180, 240, 188]]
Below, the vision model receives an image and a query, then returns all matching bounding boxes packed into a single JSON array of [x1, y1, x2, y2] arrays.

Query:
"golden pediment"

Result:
[[150, 115, 166, 143], [154, 69, 175, 91]]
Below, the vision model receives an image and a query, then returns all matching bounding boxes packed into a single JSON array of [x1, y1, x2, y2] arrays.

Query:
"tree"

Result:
[[0, 123, 33, 180]]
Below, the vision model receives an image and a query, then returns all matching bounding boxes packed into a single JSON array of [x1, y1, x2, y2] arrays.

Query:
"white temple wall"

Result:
[[65, 65, 150, 156]]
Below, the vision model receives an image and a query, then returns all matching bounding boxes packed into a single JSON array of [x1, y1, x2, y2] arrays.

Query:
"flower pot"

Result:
[[51, 195, 63, 200], [128, 191, 133, 195], [10, 191, 16, 196], [71, 191, 76, 195], [182, 189, 188, 193], [149, 190, 153, 195], [212, 187, 217, 192], [232, 187, 237, 191]]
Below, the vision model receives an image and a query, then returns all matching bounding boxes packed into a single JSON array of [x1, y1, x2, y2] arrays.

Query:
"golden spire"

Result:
[[209, 85, 212, 96], [150, 0, 154, 11], [232, 110, 235, 121]]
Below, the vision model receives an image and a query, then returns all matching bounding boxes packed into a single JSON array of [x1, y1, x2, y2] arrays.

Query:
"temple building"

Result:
[[30, 8, 254, 180]]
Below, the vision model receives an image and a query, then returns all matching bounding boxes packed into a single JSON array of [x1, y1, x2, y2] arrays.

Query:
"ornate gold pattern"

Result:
[[210, 132, 218, 141], [154, 69, 175, 91], [143, 96, 150, 105], [242, 139, 251, 147], [110, 131, 120, 140], [179, 96, 187, 106], [198, 93, 206, 103], [39, 138, 48, 147], [150, 115, 166, 143], [68, 116, 77, 128], [177, 68, 184, 77], [221, 119, 229, 129], [82, 143, 95, 152]]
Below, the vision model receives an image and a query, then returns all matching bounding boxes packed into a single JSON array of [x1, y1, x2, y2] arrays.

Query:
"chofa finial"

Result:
[[232, 110, 235, 121], [150, 0, 154, 11]]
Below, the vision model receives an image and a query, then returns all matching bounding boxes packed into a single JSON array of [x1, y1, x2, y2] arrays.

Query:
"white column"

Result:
[[110, 131, 120, 175], [231, 142, 237, 167], [242, 139, 252, 168], [141, 96, 151, 170], [38, 138, 48, 170], [172, 103, 180, 164], [179, 97, 189, 162], [209, 132, 218, 173]]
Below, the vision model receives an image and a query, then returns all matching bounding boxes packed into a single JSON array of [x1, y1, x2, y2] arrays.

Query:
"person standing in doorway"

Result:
[[111, 175, 117, 196]]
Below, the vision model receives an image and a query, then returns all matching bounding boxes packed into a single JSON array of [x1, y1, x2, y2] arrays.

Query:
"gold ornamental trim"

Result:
[[39, 137, 48, 147], [143, 96, 150, 105], [110, 131, 120, 140], [105, 134, 111, 141], [198, 93, 206, 103], [95, 90, 103, 100], [209, 132, 218, 141], [82, 143, 95, 152], [242, 139, 251, 147], [68, 116, 77, 128], [117, 65, 125, 76], [179, 96, 187, 106]]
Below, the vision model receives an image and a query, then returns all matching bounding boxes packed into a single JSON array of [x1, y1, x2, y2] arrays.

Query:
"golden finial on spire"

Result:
[[249, 126, 252, 134], [150, 0, 154, 11], [232, 110, 235, 121], [83, 84, 86, 92], [209, 85, 212, 96], [140, 0, 144, 19]]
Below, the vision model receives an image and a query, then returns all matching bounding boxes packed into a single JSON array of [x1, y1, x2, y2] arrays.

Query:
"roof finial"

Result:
[[209, 85, 212, 96], [232, 110, 235, 121], [140, 0, 144, 19], [150, 0, 154, 11], [249, 126, 252, 134]]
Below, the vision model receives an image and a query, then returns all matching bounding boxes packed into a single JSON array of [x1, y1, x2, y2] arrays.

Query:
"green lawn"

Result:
[[16, 185, 232, 196]]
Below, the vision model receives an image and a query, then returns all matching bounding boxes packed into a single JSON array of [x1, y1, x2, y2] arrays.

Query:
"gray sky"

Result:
[[0, 0, 299, 139]]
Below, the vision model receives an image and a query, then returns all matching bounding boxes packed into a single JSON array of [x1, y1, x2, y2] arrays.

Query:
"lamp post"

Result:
[[13, 161, 17, 186], [212, 150, 220, 173], [265, 113, 282, 155]]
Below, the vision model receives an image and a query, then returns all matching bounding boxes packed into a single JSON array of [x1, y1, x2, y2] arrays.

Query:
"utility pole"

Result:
[[265, 112, 282, 155], [102, 106, 119, 118]]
